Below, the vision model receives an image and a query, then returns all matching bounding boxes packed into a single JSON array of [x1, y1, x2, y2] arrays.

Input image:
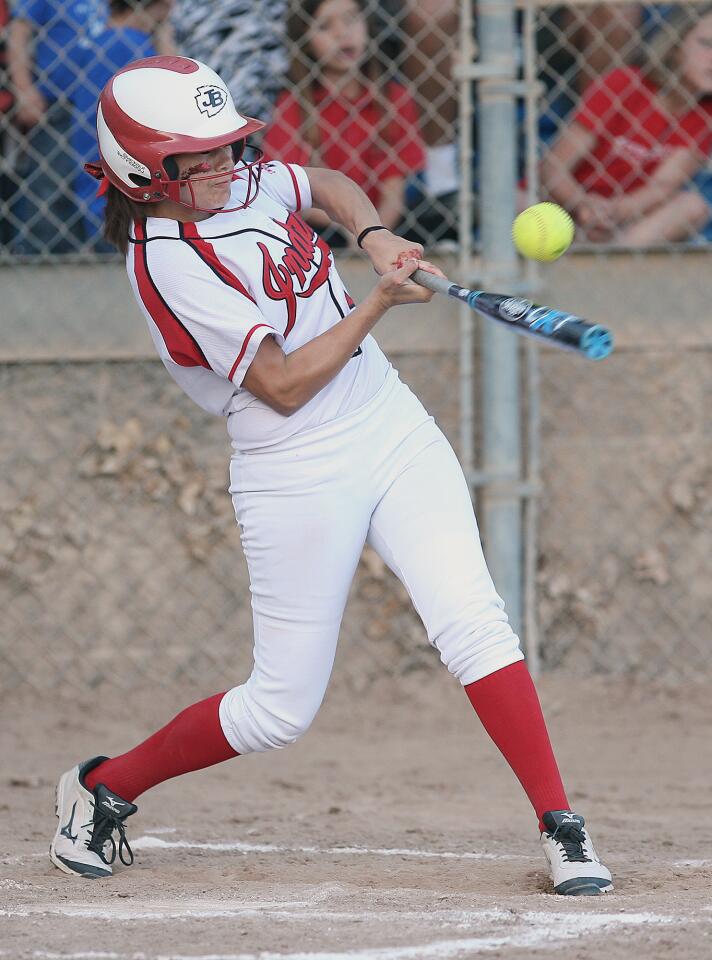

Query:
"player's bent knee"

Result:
[[219, 684, 319, 754], [256, 712, 312, 750], [435, 614, 523, 685]]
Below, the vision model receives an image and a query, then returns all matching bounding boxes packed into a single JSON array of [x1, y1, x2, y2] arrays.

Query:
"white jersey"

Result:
[[126, 161, 391, 451]]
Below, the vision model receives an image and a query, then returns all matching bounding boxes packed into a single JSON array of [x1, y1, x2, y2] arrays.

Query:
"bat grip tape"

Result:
[[411, 269, 454, 297]]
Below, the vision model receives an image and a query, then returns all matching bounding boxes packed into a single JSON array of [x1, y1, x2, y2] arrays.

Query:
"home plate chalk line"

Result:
[[0, 838, 528, 870], [4, 902, 511, 923], [1, 909, 684, 960], [131, 836, 531, 861], [3, 833, 711, 870]]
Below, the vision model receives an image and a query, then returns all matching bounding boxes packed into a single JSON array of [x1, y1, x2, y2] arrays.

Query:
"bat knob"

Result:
[[581, 325, 614, 360]]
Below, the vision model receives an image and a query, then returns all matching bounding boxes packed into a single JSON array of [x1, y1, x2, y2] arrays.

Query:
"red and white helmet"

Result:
[[92, 55, 265, 210]]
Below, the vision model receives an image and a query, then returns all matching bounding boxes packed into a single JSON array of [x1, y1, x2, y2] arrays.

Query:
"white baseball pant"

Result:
[[220, 372, 523, 754]]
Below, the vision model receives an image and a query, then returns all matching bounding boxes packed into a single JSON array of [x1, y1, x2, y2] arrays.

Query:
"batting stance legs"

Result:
[[221, 374, 521, 754], [49, 376, 612, 893]]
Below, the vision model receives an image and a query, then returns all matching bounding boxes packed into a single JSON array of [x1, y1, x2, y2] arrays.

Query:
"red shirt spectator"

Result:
[[263, 80, 426, 209], [571, 66, 712, 197], [0, 0, 14, 114]]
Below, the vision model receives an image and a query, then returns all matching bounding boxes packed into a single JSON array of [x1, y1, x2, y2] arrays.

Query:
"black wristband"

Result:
[[356, 225, 388, 249]]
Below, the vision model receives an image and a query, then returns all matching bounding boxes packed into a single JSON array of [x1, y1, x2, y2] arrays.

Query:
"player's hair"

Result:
[[635, 2, 712, 98], [285, 0, 393, 156], [103, 184, 148, 255]]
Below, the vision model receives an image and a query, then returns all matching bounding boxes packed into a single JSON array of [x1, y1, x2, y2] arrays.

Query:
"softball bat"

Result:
[[411, 270, 613, 360]]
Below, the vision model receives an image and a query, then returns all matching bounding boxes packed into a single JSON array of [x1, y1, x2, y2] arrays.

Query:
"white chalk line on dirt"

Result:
[[0, 840, 521, 870], [2, 837, 711, 871], [2, 832, 709, 872], [131, 836, 530, 861], [2, 904, 511, 924], [15, 910, 682, 960]]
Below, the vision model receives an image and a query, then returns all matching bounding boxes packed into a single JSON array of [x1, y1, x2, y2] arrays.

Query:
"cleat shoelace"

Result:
[[84, 802, 134, 866], [551, 823, 591, 864]]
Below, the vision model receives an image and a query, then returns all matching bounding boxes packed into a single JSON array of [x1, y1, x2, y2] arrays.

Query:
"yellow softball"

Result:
[[512, 202, 575, 262]]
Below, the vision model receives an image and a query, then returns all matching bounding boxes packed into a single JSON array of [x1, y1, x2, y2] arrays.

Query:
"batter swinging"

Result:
[[49, 56, 612, 896]]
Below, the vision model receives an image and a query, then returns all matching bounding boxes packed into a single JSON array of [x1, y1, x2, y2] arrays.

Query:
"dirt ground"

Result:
[[1, 671, 711, 960]]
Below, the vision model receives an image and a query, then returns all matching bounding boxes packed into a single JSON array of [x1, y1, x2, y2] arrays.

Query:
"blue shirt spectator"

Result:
[[72, 24, 156, 245], [12, 0, 105, 103], [7, 0, 106, 252], [72, 0, 173, 246]]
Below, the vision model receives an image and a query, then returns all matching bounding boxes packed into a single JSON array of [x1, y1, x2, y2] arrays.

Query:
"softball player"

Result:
[[49, 56, 612, 896]]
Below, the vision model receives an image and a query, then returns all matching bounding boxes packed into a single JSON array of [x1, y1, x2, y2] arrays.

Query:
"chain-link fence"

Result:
[[537, 361, 712, 682], [3, 1, 712, 256], [531, 254, 711, 682], [530, 0, 712, 247], [1, 2, 710, 692], [0, 348, 461, 694], [0, 0, 464, 256]]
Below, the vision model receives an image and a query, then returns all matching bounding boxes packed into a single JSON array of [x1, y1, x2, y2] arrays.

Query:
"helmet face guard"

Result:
[[90, 56, 266, 214], [144, 141, 264, 214]]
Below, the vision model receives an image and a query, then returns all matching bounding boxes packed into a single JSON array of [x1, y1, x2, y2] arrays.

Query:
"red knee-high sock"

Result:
[[84, 692, 238, 802], [465, 661, 569, 831]]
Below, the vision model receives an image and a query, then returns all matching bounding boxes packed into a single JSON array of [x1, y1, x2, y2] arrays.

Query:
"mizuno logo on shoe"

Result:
[[102, 797, 124, 814], [60, 801, 79, 843]]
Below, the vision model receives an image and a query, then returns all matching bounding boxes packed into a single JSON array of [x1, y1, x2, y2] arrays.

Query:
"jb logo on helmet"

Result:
[[195, 85, 228, 118]]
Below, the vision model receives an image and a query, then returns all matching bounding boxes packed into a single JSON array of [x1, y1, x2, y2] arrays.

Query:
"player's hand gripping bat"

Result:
[[411, 269, 613, 360]]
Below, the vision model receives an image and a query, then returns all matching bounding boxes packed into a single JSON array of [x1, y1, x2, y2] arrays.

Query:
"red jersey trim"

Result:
[[132, 220, 210, 369], [179, 221, 257, 302], [285, 163, 302, 210], [229, 323, 273, 380]]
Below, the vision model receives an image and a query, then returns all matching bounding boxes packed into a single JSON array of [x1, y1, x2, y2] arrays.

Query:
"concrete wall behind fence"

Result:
[[1, 253, 710, 689], [3, 251, 708, 358]]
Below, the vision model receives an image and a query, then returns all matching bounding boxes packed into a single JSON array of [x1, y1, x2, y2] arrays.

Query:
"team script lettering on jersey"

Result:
[[258, 213, 331, 336]]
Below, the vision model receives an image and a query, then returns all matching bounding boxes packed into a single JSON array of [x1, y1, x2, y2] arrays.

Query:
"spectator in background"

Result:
[[394, 0, 463, 245], [399, 0, 459, 209], [0, 1, 12, 117], [557, 4, 643, 95], [72, 0, 175, 249], [8, 0, 107, 253], [540, 4, 712, 245], [539, 5, 680, 141], [538, 6, 639, 145], [1, 0, 15, 249], [171, 0, 288, 126], [7, 0, 175, 255], [263, 0, 425, 246]]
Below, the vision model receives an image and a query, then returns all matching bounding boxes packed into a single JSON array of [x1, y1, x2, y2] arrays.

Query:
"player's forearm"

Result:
[[277, 290, 387, 413], [306, 167, 383, 240], [377, 178, 406, 232], [302, 207, 332, 230]]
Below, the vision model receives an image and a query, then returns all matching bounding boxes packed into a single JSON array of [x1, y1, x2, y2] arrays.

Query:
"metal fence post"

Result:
[[457, 0, 477, 481], [476, 0, 522, 635]]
